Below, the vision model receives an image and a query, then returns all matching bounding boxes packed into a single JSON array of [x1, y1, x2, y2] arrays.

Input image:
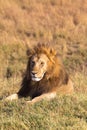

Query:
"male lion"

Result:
[[5, 44, 74, 104]]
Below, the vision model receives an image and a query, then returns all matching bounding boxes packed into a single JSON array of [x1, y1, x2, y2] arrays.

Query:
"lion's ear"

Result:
[[49, 48, 57, 64], [26, 48, 34, 56], [50, 48, 57, 56], [26, 49, 31, 56]]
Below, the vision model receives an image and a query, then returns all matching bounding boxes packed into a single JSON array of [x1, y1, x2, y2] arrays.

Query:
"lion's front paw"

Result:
[[26, 100, 34, 105], [5, 94, 18, 101]]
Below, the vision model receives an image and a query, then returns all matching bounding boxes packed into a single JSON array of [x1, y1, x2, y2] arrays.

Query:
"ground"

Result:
[[0, 0, 87, 130]]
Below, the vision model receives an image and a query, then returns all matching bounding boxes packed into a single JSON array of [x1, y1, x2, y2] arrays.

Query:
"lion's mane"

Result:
[[18, 44, 73, 99]]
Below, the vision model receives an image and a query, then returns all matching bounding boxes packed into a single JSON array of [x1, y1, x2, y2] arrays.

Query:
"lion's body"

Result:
[[5, 44, 74, 103]]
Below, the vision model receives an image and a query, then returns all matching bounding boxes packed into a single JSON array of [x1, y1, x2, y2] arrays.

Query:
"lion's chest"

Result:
[[29, 82, 43, 98], [29, 79, 54, 99]]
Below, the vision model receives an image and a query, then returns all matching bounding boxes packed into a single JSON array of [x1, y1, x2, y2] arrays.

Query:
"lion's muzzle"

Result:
[[30, 71, 45, 81]]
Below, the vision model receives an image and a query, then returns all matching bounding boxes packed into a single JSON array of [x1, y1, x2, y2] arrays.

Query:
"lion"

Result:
[[5, 44, 74, 104]]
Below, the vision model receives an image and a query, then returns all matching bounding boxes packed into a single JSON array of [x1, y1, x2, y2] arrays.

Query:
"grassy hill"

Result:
[[0, 0, 87, 129]]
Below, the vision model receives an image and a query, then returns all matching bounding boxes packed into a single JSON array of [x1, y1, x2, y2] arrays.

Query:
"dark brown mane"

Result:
[[18, 44, 69, 99]]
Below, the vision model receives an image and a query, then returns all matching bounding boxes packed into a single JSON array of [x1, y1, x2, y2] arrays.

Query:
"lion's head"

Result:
[[30, 53, 50, 81], [26, 44, 59, 82]]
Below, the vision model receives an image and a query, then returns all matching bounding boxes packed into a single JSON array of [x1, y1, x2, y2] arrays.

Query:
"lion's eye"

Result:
[[41, 61, 44, 66], [31, 61, 35, 66]]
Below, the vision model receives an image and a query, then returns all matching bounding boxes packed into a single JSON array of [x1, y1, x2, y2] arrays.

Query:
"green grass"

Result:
[[0, 94, 87, 130], [0, 0, 87, 129]]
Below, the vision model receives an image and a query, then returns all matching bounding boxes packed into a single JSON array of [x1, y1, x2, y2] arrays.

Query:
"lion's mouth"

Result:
[[30, 73, 45, 82], [32, 77, 42, 81]]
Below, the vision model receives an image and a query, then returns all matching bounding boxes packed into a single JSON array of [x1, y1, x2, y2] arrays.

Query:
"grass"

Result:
[[0, 93, 87, 130], [0, 0, 87, 129]]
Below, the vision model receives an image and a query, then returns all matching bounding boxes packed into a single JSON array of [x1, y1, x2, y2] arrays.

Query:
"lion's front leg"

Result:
[[5, 93, 19, 101], [26, 92, 56, 104]]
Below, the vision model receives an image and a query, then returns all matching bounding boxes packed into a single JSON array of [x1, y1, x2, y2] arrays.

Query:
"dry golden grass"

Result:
[[0, 0, 87, 44]]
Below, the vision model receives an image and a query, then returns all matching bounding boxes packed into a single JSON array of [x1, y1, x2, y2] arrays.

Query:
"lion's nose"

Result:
[[31, 72, 37, 76]]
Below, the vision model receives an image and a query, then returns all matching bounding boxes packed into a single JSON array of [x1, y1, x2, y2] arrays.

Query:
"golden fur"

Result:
[[5, 44, 74, 103]]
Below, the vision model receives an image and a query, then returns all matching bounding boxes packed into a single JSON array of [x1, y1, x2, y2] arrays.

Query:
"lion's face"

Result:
[[30, 54, 49, 81]]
